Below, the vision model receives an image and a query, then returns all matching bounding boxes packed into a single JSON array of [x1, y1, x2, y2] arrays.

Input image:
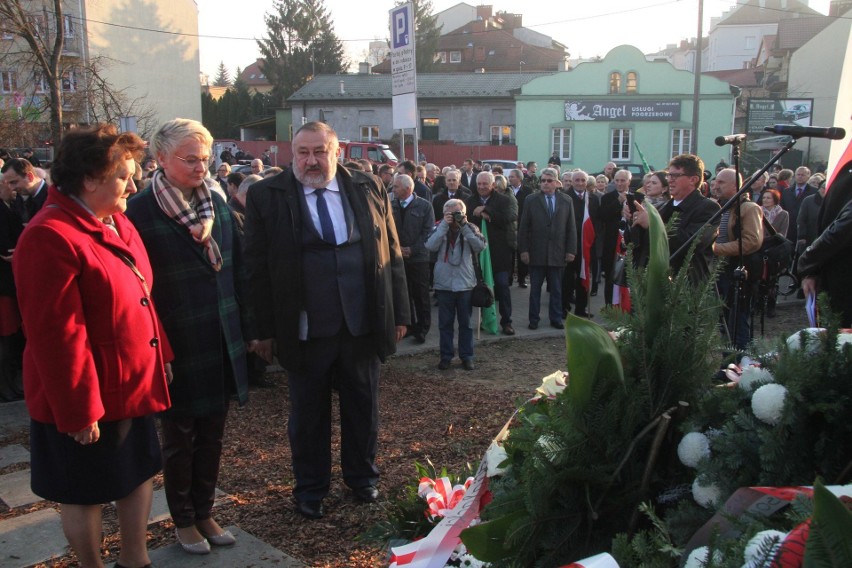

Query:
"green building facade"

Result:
[[516, 45, 737, 172]]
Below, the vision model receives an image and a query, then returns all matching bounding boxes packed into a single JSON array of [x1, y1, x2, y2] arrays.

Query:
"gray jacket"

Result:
[[425, 220, 487, 292]]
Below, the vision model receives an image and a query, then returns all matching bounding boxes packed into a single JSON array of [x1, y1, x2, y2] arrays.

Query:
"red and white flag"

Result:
[[612, 231, 631, 312], [580, 192, 595, 291]]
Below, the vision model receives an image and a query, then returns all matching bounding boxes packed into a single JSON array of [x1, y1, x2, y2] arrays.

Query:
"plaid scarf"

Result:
[[151, 170, 223, 271]]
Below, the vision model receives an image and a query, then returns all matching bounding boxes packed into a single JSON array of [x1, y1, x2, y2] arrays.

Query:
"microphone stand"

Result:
[[727, 139, 746, 348], [670, 138, 797, 265]]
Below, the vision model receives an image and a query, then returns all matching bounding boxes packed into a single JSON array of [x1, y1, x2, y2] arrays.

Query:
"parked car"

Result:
[[782, 104, 810, 121], [481, 159, 523, 172]]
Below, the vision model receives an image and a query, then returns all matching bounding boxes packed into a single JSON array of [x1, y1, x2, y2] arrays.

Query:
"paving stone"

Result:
[[0, 469, 41, 508], [0, 508, 66, 568], [149, 525, 304, 567], [0, 401, 29, 442], [0, 445, 29, 469], [145, 487, 232, 525]]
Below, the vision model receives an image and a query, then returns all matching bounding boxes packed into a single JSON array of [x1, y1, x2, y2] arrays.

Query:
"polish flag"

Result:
[[612, 231, 631, 312], [580, 191, 595, 291]]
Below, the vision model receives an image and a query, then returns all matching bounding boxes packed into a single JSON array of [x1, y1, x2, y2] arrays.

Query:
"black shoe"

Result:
[[519, 282, 528, 288], [462, 359, 475, 371], [590, 289, 598, 296], [502, 324, 515, 336], [550, 321, 564, 329], [414, 333, 426, 344], [438, 359, 451, 370], [352, 486, 379, 503], [528, 322, 538, 330], [296, 500, 325, 519]]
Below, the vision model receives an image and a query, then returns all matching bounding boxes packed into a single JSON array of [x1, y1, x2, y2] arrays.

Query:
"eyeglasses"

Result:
[[540, 178, 557, 183], [666, 172, 691, 180], [175, 155, 214, 168]]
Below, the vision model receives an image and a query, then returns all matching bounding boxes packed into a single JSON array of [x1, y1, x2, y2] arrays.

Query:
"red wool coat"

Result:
[[14, 187, 172, 433]]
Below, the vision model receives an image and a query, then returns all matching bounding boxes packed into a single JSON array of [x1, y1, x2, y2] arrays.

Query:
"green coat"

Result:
[[126, 187, 251, 417]]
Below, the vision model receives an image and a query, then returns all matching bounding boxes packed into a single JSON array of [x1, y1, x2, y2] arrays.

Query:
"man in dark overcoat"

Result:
[[518, 168, 576, 329], [244, 122, 409, 519]]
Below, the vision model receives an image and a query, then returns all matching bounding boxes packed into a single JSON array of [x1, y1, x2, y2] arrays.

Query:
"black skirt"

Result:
[[30, 415, 162, 505]]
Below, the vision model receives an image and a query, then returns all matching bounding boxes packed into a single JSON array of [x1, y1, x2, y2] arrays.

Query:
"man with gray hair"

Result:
[[391, 174, 435, 343], [780, 165, 816, 244], [465, 171, 518, 335]]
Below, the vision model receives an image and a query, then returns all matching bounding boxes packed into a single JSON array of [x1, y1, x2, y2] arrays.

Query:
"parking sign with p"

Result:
[[391, 5, 411, 49]]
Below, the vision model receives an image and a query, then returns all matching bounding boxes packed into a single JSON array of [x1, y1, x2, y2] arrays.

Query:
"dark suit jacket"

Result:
[[243, 165, 410, 371], [660, 189, 721, 282], [11, 180, 47, 223], [413, 179, 433, 204], [391, 195, 435, 263], [518, 191, 577, 267], [599, 191, 625, 277], [0, 203, 23, 297], [432, 186, 472, 220], [511, 185, 532, 233], [465, 190, 517, 273], [461, 171, 477, 191], [780, 184, 816, 243]]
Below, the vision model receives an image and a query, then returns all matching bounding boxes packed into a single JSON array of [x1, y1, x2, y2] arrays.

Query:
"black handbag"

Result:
[[742, 217, 794, 282], [470, 249, 495, 308]]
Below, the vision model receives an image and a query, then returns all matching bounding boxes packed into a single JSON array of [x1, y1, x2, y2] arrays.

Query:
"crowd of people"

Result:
[[0, 125, 850, 567]]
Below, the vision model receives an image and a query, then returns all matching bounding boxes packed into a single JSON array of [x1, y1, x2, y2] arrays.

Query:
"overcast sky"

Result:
[[197, 0, 833, 80]]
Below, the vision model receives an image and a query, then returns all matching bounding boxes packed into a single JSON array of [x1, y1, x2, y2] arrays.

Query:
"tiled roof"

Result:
[[287, 72, 552, 102], [775, 15, 832, 49], [237, 59, 271, 87], [704, 67, 763, 88], [718, 0, 820, 26]]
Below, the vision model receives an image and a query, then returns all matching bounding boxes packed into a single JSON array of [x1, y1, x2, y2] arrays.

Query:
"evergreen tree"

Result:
[[213, 61, 231, 87], [257, 0, 346, 106], [395, 0, 442, 73]]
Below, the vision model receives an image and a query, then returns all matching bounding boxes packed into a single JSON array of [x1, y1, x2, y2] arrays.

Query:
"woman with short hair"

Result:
[[14, 124, 172, 568], [126, 118, 253, 555]]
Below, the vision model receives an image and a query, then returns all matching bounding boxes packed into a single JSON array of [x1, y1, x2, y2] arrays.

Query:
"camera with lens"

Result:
[[452, 211, 466, 225]]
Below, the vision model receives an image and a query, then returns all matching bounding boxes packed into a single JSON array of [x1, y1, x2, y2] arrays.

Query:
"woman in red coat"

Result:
[[14, 125, 172, 568]]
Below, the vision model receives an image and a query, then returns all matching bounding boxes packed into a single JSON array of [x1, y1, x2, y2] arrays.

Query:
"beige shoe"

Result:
[[175, 528, 211, 555]]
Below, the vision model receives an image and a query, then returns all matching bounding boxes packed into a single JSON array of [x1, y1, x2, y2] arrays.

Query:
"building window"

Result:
[[609, 72, 621, 94], [450, 51, 462, 63], [33, 72, 47, 93], [744, 35, 756, 49], [611, 129, 631, 161], [61, 70, 77, 92], [421, 117, 439, 141], [434, 52, 446, 63], [360, 126, 379, 141], [671, 128, 692, 157], [28, 15, 45, 38], [626, 72, 638, 94], [1, 71, 17, 93], [551, 128, 572, 161], [490, 125, 514, 145], [64, 15, 75, 38]]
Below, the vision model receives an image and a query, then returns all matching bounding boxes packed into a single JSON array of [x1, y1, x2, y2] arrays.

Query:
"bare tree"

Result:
[[0, 0, 65, 144]]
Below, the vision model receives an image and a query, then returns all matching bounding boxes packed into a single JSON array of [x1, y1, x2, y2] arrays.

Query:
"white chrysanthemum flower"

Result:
[[485, 442, 508, 477], [786, 328, 824, 353], [751, 383, 788, 426], [457, 553, 486, 567], [678, 432, 711, 468], [738, 366, 775, 391], [742, 530, 787, 567], [692, 478, 722, 508], [685, 546, 723, 568], [536, 371, 568, 398]]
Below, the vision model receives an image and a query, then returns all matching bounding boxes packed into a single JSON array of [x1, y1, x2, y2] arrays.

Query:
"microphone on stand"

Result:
[[763, 125, 846, 139], [715, 134, 747, 146]]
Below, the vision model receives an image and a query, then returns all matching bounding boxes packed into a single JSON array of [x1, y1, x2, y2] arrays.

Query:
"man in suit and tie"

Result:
[[432, 169, 471, 220], [244, 122, 410, 520], [2, 158, 47, 224], [391, 174, 435, 343], [518, 167, 577, 329], [466, 171, 518, 335], [508, 169, 532, 287], [780, 166, 817, 244], [460, 159, 478, 191], [563, 169, 600, 317], [396, 160, 432, 204]]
